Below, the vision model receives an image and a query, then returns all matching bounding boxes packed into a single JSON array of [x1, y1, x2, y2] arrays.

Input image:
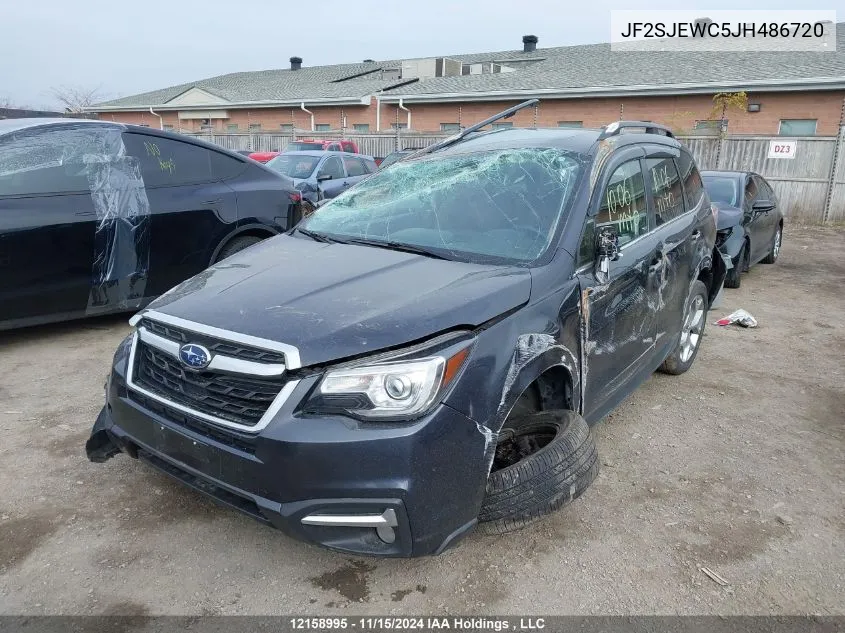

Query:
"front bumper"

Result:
[[87, 365, 488, 557]]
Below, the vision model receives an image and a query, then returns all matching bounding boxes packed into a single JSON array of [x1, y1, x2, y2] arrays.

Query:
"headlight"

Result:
[[305, 346, 470, 420]]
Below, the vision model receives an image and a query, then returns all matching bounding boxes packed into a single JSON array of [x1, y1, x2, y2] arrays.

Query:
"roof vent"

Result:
[[290, 56, 303, 70], [363, 59, 375, 63], [522, 35, 538, 53]]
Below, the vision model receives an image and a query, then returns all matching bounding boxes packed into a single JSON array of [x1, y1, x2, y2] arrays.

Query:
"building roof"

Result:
[[90, 24, 845, 111]]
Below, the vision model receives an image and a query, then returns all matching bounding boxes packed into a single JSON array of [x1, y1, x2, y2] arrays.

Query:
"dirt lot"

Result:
[[0, 225, 843, 616]]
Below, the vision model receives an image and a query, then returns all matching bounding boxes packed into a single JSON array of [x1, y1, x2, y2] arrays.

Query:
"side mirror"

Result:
[[316, 174, 333, 182], [596, 226, 621, 275], [752, 200, 774, 213]]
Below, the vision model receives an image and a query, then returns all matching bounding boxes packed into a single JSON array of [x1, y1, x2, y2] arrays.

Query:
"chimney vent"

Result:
[[290, 56, 302, 70], [363, 59, 375, 62], [522, 35, 538, 53]]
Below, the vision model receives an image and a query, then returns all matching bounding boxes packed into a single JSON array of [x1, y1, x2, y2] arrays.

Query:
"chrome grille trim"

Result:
[[125, 312, 303, 434]]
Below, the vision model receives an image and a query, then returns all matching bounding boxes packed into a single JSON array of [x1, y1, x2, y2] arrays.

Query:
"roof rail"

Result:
[[598, 120, 675, 140]]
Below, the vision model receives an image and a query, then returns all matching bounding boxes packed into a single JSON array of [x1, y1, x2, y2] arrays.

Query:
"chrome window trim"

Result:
[[130, 309, 302, 370], [125, 315, 303, 433], [137, 327, 287, 377]]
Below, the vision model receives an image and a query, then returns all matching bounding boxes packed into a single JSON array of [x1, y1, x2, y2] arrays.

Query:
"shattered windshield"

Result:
[[702, 175, 739, 206], [301, 148, 582, 264]]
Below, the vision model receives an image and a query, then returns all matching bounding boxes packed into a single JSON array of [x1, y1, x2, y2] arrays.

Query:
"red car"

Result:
[[285, 139, 359, 153], [248, 151, 280, 163]]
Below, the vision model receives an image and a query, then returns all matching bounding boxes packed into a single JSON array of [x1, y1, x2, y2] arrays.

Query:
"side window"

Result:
[[578, 218, 596, 266], [318, 156, 345, 179], [342, 141, 355, 153], [210, 151, 247, 180], [343, 156, 366, 177], [595, 160, 649, 246], [743, 176, 759, 212], [122, 133, 213, 188], [0, 126, 112, 197], [675, 150, 706, 212], [754, 175, 775, 202], [646, 157, 686, 225]]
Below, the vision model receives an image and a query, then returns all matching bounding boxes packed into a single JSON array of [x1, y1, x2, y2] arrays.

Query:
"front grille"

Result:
[[132, 340, 285, 427], [140, 318, 286, 365]]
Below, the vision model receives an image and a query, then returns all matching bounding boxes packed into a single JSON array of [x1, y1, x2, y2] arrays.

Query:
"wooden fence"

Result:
[[184, 129, 845, 223]]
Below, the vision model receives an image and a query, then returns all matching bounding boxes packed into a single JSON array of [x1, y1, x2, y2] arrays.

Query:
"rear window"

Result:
[[303, 148, 582, 264], [286, 142, 324, 151], [266, 155, 320, 179]]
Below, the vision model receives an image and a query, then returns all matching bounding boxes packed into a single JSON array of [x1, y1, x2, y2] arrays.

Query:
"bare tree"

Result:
[[49, 85, 108, 113], [0, 96, 31, 110]]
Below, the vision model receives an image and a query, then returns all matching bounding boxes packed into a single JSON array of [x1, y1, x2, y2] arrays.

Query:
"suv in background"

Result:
[[285, 139, 360, 153], [87, 104, 725, 558], [265, 151, 377, 203], [0, 118, 307, 331]]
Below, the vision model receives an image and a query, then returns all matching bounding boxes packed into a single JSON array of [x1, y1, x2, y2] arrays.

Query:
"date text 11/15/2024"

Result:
[[289, 617, 548, 630]]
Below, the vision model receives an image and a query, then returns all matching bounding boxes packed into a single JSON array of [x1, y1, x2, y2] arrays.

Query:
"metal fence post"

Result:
[[822, 97, 845, 224]]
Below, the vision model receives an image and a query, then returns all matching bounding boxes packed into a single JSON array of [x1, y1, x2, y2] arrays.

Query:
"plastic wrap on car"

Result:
[[83, 128, 150, 313]]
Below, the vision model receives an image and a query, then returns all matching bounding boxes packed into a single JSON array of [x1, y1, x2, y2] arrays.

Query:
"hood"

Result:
[[145, 235, 531, 367], [712, 202, 744, 230]]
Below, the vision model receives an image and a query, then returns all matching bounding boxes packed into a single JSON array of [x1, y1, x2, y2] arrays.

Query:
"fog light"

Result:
[[384, 374, 412, 400]]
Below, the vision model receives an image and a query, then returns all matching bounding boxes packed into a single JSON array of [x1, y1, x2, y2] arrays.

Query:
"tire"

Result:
[[762, 224, 782, 264], [724, 243, 745, 289], [214, 235, 263, 263], [660, 280, 708, 375], [478, 410, 598, 535]]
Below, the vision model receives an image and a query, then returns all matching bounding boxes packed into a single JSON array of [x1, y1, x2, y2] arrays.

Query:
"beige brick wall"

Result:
[[97, 91, 844, 135]]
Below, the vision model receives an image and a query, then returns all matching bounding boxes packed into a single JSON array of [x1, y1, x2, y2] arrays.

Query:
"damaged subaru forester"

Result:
[[87, 101, 726, 557]]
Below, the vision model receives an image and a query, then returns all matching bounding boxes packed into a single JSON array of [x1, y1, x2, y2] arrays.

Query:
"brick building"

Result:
[[89, 27, 845, 136]]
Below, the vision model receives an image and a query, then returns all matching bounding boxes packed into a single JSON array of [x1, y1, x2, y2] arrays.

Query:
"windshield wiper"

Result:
[[342, 237, 450, 260], [294, 227, 341, 243]]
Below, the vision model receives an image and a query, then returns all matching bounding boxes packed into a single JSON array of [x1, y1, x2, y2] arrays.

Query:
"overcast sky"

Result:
[[2, 0, 842, 109]]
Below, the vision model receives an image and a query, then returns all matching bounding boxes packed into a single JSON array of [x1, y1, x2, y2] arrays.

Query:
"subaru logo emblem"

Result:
[[178, 343, 212, 369]]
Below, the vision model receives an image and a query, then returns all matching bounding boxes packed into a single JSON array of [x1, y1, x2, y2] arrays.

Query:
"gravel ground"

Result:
[[0, 225, 842, 616]]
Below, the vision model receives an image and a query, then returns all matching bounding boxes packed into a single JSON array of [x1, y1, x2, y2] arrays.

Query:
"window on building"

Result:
[[315, 123, 331, 132], [694, 120, 723, 134], [646, 157, 686, 225], [163, 124, 174, 131], [595, 160, 649, 247], [353, 123, 370, 133], [227, 124, 239, 132], [558, 121, 583, 128], [248, 123, 262, 132], [440, 123, 461, 132], [779, 119, 817, 136], [279, 123, 294, 132], [492, 122, 513, 129], [391, 122, 408, 130]]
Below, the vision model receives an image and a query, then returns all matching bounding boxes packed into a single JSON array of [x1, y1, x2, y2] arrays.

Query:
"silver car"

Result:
[[265, 150, 377, 203]]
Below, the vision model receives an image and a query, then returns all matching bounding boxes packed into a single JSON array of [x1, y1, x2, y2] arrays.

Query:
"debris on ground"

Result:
[[776, 514, 794, 526], [715, 309, 758, 328], [700, 567, 730, 586]]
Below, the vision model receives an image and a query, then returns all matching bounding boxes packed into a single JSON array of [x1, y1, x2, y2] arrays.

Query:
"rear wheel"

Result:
[[762, 225, 782, 264], [660, 280, 708, 375], [214, 235, 263, 263], [478, 410, 598, 535]]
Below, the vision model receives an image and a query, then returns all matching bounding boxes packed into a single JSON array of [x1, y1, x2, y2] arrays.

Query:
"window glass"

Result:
[[578, 218, 596, 266], [646, 157, 686, 225], [595, 160, 648, 246], [440, 123, 460, 132], [122, 133, 212, 187], [210, 151, 246, 180], [0, 126, 114, 196], [286, 142, 324, 151], [391, 123, 408, 130], [743, 176, 758, 211], [558, 121, 583, 128], [343, 156, 366, 177], [265, 154, 320, 179], [353, 124, 369, 133], [675, 150, 705, 212], [779, 119, 817, 136], [303, 148, 582, 264], [327, 143, 342, 151], [318, 156, 345, 179], [315, 124, 331, 132], [702, 175, 738, 206], [341, 141, 356, 152], [248, 123, 262, 132], [279, 123, 294, 132], [227, 124, 239, 132]]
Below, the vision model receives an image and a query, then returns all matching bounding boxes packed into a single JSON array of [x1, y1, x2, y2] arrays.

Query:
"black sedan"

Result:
[[0, 118, 308, 331], [701, 170, 784, 289]]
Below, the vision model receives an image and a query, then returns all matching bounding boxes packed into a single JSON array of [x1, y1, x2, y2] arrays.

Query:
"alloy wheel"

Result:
[[773, 229, 782, 261], [679, 295, 705, 363]]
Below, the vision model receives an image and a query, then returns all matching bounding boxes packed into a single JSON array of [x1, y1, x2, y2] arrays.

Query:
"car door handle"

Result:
[[201, 198, 222, 204]]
